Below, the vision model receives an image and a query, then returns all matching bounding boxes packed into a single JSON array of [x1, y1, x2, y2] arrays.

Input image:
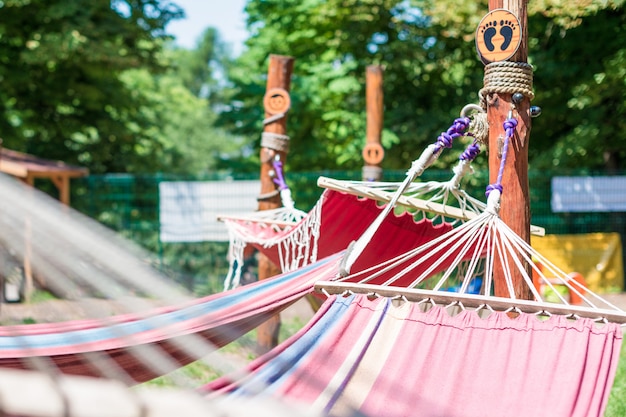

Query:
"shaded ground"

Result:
[[0, 296, 315, 325]]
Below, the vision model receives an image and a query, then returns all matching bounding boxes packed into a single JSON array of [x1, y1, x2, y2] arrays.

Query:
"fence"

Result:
[[71, 170, 626, 295]]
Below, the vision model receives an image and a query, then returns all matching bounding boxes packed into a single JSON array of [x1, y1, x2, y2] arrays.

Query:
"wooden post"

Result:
[[256, 54, 294, 353], [51, 175, 71, 205], [486, 0, 533, 299], [362, 65, 385, 181]]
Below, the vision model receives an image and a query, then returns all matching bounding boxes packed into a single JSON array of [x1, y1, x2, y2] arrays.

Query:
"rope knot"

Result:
[[454, 117, 471, 132], [434, 117, 471, 152], [460, 141, 481, 162], [271, 157, 288, 190], [436, 132, 455, 149], [503, 118, 518, 134], [485, 183, 503, 197]]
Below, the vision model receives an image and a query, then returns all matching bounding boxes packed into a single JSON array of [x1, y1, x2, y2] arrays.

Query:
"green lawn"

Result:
[[605, 340, 626, 416], [144, 316, 306, 388]]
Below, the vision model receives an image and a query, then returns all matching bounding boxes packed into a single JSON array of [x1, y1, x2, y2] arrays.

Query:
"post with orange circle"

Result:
[[362, 65, 385, 181], [479, 1, 533, 299], [257, 54, 294, 353]]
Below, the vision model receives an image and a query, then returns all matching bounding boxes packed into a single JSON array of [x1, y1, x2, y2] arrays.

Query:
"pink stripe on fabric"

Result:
[[358, 301, 622, 417]]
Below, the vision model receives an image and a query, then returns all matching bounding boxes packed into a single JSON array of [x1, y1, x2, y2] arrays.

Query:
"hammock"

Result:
[[0, 171, 458, 383], [220, 117, 477, 289], [221, 189, 456, 285], [205, 292, 622, 417], [202, 186, 626, 415], [0, 254, 340, 383], [0, 203, 455, 383], [201, 116, 626, 417]]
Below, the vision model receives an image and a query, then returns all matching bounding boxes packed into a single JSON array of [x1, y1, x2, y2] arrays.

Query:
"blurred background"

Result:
[[0, 0, 623, 300]]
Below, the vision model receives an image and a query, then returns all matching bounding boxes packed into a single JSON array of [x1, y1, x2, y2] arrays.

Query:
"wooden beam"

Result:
[[486, 0, 533, 299], [315, 281, 626, 324], [0, 160, 28, 178], [256, 54, 295, 353]]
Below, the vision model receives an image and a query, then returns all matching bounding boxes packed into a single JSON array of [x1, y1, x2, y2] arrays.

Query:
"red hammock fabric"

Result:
[[206, 294, 623, 417], [237, 190, 454, 277]]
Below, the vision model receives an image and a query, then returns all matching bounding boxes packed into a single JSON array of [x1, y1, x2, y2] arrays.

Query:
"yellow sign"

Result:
[[475, 9, 521, 63]]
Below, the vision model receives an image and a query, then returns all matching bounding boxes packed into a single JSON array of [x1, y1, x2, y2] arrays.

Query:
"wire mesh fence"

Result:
[[70, 170, 626, 294]]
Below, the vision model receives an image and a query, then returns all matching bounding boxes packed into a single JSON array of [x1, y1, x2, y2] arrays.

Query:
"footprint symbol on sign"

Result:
[[482, 21, 498, 52], [499, 20, 515, 51], [482, 20, 516, 52]]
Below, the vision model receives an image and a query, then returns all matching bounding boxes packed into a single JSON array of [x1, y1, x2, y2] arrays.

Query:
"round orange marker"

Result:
[[362, 142, 384, 165], [475, 9, 521, 63], [263, 88, 291, 115]]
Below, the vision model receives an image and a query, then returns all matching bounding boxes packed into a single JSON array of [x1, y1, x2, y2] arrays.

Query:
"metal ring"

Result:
[[460, 104, 484, 118]]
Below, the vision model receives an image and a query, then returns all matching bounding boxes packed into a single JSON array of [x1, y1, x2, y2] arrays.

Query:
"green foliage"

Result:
[[117, 65, 241, 174], [221, 0, 484, 173], [0, 0, 184, 172], [528, 8, 626, 171], [220, 0, 624, 174], [0, 1, 243, 176]]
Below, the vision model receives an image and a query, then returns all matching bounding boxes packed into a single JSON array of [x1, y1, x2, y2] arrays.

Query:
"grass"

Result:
[[605, 340, 626, 416], [144, 315, 307, 388]]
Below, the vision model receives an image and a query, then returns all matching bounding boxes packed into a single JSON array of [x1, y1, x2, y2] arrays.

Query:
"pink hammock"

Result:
[[205, 293, 623, 417]]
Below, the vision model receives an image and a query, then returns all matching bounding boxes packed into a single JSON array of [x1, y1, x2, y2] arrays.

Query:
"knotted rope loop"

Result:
[[485, 183, 503, 197], [459, 140, 481, 162], [479, 61, 534, 109], [503, 118, 518, 137], [434, 117, 471, 153], [261, 132, 290, 153], [485, 116, 518, 198], [271, 156, 288, 191], [461, 104, 489, 145]]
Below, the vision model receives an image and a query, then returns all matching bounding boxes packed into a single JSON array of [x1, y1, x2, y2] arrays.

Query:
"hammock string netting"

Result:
[[339, 116, 473, 276]]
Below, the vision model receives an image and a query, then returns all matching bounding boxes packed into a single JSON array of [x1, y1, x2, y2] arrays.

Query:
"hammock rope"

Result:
[[485, 115, 517, 197], [339, 116, 472, 276], [479, 61, 534, 111], [330, 116, 626, 323]]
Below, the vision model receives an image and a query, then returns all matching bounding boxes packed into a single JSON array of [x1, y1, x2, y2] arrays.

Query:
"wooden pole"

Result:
[[486, 0, 533, 299], [256, 54, 294, 353], [362, 65, 384, 181]]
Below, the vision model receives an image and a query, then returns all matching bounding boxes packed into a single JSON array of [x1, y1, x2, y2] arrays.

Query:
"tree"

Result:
[[222, 0, 625, 175], [221, 0, 489, 174], [527, 6, 626, 172], [0, 0, 183, 172], [116, 64, 241, 175]]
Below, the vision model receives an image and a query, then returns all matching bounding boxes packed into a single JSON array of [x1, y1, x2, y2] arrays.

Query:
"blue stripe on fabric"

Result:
[[231, 294, 355, 397], [0, 255, 336, 351]]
